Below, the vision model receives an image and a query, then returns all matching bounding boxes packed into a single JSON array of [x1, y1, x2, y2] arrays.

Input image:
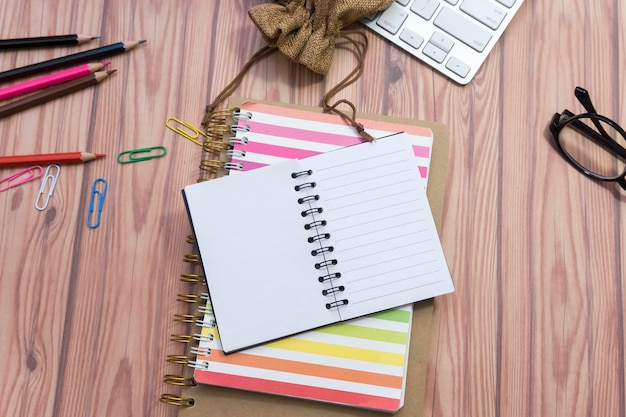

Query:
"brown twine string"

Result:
[[201, 45, 278, 128], [321, 30, 374, 142], [201, 30, 373, 142]]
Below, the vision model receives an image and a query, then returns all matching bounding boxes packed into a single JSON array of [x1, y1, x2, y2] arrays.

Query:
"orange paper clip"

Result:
[[0, 165, 43, 192]]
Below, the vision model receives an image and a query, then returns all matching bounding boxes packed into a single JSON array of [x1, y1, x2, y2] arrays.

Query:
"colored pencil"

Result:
[[0, 70, 116, 119], [0, 34, 99, 49], [0, 62, 109, 101], [0, 40, 144, 83], [0, 152, 105, 168]]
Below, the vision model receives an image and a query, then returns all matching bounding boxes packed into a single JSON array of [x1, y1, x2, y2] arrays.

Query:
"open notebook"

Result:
[[182, 119, 454, 353]]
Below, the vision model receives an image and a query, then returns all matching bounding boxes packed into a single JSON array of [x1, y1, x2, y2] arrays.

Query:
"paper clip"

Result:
[[34, 164, 60, 211], [166, 117, 208, 146], [0, 165, 43, 192], [117, 146, 167, 164], [87, 178, 108, 228]]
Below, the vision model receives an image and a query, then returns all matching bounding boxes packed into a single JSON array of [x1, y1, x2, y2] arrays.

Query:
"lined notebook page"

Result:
[[183, 135, 453, 352], [299, 136, 454, 320]]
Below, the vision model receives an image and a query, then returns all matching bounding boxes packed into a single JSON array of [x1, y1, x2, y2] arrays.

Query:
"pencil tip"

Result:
[[138, 39, 147, 44], [105, 69, 118, 75], [102, 61, 111, 66], [95, 153, 106, 158], [91, 36, 100, 40]]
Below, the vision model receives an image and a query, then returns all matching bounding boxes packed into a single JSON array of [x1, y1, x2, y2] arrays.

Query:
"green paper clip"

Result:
[[117, 146, 167, 164]]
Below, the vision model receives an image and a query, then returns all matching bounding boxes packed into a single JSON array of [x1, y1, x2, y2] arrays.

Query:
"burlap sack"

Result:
[[248, 0, 394, 74], [203, 1, 393, 141]]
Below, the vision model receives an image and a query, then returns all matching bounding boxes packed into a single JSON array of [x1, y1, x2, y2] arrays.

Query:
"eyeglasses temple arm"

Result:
[[575, 86, 611, 137]]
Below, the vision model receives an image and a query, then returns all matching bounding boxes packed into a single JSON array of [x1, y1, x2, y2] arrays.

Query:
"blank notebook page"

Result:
[[183, 134, 453, 353]]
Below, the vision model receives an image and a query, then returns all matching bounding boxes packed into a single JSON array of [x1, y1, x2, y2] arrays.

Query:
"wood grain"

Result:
[[0, 1, 624, 417]]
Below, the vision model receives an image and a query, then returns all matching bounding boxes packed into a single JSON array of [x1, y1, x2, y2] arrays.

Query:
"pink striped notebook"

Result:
[[187, 102, 435, 412], [228, 102, 433, 182]]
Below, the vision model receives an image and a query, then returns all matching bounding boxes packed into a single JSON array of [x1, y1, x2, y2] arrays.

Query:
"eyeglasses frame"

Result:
[[549, 87, 626, 189]]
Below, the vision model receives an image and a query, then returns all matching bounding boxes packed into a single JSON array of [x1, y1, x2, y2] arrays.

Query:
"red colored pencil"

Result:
[[0, 152, 105, 168], [0, 62, 109, 101]]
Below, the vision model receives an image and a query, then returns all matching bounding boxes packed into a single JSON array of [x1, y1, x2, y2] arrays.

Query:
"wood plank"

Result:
[[0, 1, 624, 417]]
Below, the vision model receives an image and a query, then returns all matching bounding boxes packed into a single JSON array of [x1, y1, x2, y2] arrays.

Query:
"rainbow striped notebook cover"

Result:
[[190, 101, 434, 412]]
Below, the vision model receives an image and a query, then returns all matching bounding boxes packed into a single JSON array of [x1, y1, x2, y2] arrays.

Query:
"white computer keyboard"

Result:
[[361, 0, 525, 85]]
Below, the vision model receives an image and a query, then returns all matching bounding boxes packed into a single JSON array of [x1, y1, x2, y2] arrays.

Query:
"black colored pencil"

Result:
[[0, 40, 144, 83], [0, 34, 99, 49], [0, 70, 116, 119]]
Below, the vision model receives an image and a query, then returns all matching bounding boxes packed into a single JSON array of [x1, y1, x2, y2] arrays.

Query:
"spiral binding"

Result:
[[161, 105, 357, 407], [196, 107, 252, 181], [166, 355, 190, 364], [161, 106, 253, 407], [173, 313, 203, 323], [183, 253, 200, 264], [179, 273, 203, 284], [160, 254, 211, 406], [292, 169, 348, 309], [160, 393, 195, 407], [164, 374, 197, 387]]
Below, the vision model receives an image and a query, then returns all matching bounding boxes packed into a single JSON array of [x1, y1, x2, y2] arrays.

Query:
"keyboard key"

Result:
[[495, 0, 516, 7], [434, 7, 492, 52], [360, 0, 524, 84], [460, 0, 507, 30], [377, 3, 409, 34], [410, 0, 441, 21], [400, 28, 425, 49], [363, 12, 378, 21], [446, 56, 471, 77], [429, 31, 454, 53], [423, 42, 447, 63]]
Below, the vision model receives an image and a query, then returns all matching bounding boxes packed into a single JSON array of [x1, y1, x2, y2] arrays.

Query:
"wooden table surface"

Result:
[[1, 1, 624, 417]]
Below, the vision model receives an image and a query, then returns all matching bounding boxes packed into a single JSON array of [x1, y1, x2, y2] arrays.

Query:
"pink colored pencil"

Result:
[[0, 62, 109, 101]]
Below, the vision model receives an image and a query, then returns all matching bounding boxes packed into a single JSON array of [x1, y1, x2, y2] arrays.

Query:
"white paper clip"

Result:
[[34, 164, 60, 211]]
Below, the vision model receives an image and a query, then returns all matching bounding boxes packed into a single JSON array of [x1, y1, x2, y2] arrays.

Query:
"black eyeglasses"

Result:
[[550, 87, 626, 190]]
